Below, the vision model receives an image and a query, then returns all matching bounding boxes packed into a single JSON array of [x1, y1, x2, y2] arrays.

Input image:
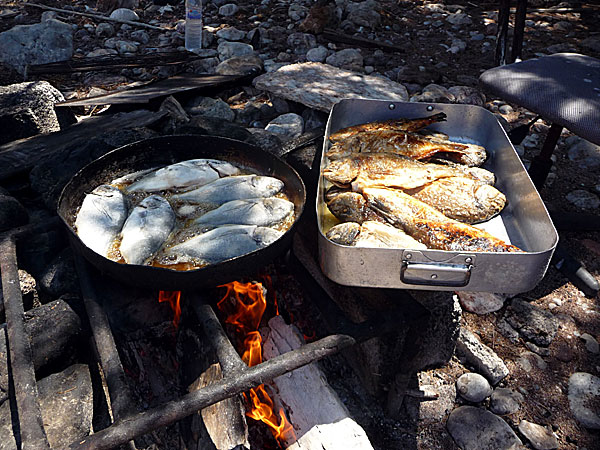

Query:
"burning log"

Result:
[[262, 315, 374, 450], [190, 363, 250, 450]]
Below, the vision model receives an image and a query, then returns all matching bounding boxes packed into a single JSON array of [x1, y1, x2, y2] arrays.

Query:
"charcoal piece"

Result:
[[0, 194, 28, 232], [38, 248, 79, 298]]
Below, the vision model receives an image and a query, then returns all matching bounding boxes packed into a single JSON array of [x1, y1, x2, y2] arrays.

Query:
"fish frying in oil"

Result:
[[323, 153, 495, 192], [361, 187, 521, 252], [326, 221, 427, 249], [326, 130, 487, 167], [329, 112, 447, 142]]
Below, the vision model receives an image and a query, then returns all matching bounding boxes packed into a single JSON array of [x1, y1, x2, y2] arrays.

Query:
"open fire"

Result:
[[217, 280, 296, 447]]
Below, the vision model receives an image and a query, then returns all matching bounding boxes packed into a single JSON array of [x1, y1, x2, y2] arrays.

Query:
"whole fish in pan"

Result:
[[161, 225, 283, 266], [126, 159, 240, 192], [362, 187, 521, 252], [326, 130, 487, 167], [323, 153, 495, 191], [119, 195, 176, 265], [327, 175, 506, 225], [171, 175, 284, 205], [326, 221, 426, 249], [404, 177, 506, 224], [75, 185, 128, 257], [193, 197, 294, 227], [329, 113, 447, 142], [326, 189, 386, 224]]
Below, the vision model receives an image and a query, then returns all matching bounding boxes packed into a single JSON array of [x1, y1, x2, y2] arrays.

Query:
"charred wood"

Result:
[[192, 364, 250, 450]]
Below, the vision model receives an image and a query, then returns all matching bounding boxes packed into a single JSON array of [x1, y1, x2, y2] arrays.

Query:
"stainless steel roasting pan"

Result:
[[317, 99, 558, 293]]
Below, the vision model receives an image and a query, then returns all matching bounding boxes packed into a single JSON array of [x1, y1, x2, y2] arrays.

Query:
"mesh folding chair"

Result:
[[479, 53, 600, 296]]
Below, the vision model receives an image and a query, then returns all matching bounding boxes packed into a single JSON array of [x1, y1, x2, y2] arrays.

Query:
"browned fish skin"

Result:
[[362, 187, 521, 252], [326, 130, 487, 167], [323, 153, 495, 191], [326, 221, 427, 249], [329, 113, 447, 142], [404, 177, 506, 224], [326, 191, 386, 223]]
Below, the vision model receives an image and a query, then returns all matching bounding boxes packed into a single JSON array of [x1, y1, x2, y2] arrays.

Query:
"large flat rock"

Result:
[[253, 62, 408, 112]]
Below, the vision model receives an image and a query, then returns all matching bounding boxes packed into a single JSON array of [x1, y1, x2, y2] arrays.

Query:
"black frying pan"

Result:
[[57, 135, 306, 290]]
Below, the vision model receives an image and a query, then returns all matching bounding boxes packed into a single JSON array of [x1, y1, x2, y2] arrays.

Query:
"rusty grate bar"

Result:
[[0, 236, 50, 450], [67, 332, 355, 450]]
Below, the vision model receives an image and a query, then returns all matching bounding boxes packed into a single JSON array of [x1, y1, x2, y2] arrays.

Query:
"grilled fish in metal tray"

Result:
[[326, 129, 487, 167], [329, 112, 447, 141]]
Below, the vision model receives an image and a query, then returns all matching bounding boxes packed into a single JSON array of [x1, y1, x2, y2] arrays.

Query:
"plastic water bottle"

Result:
[[185, 0, 203, 52]]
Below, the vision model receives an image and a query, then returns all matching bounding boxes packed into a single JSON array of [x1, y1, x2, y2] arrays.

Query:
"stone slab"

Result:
[[253, 62, 408, 112]]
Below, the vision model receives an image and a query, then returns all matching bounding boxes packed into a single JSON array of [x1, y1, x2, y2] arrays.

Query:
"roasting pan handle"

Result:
[[400, 261, 472, 287]]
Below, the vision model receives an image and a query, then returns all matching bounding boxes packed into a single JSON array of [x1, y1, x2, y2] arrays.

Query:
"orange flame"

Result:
[[217, 281, 295, 446], [159, 291, 182, 328]]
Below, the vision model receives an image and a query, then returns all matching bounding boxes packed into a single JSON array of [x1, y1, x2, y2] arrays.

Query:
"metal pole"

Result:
[[511, 0, 528, 63]]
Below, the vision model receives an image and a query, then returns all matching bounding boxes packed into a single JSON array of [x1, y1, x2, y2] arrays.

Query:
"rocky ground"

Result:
[[0, 0, 599, 449]]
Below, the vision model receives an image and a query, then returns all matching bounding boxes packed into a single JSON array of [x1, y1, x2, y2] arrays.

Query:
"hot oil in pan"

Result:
[[99, 165, 296, 270]]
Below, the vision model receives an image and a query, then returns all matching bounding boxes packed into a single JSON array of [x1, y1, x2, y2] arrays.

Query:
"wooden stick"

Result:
[[24, 2, 170, 31], [190, 364, 250, 450], [263, 316, 374, 450]]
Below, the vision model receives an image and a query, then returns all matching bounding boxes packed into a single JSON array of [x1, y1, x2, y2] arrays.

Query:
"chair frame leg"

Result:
[[528, 122, 562, 190], [511, 0, 528, 63], [495, 0, 511, 66]]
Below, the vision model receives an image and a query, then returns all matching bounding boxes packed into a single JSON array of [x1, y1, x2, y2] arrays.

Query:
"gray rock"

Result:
[[446, 12, 473, 26], [516, 351, 547, 373], [246, 128, 284, 157], [490, 388, 523, 415], [0, 195, 28, 232], [411, 83, 455, 103], [456, 291, 506, 314], [456, 372, 492, 402], [406, 290, 462, 372], [306, 46, 329, 63], [447, 406, 523, 449], [265, 113, 304, 139], [580, 333, 599, 354], [253, 62, 408, 112], [217, 41, 255, 60], [115, 40, 138, 54], [86, 48, 118, 57], [0, 81, 75, 145], [302, 108, 327, 130], [109, 8, 139, 21], [39, 248, 79, 298], [287, 32, 318, 55], [497, 317, 520, 343], [95, 22, 115, 38], [131, 30, 150, 44], [447, 86, 485, 106], [405, 381, 456, 425], [288, 4, 308, 21], [447, 38, 467, 54], [580, 37, 600, 54], [37, 364, 93, 448], [190, 56, 220, 74], [215, 55, 263, 76], [456, 328, 509, 385], [326, 48, 363, 69], [518, 420, 559, 450], [504, 298, 558, 347], [216, 26, 246, 41], [565, 189, 600, 209], [175, 116, 254, 143], [0, 19, 73, 75], [347, 0, 381, 28], [568, 372, 600, 429], [567, 138, 600, 168], [219, 4, 239, 16], [185, 96, 235, 121]]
